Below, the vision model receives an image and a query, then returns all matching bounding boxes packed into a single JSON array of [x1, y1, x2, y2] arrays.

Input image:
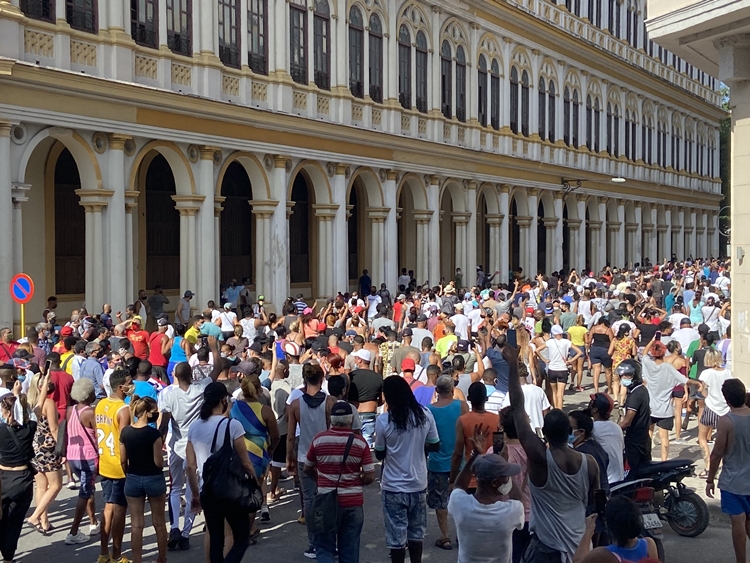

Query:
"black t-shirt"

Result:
[[624, 385, 651, 450], [120, 425, 162, 476], [692, 346, 710, 380], [636, 323, 658, 347], [576, 439, 610, 493], [0, 422, 36, 467], [348, 369, 383, 404], [338, 341, 353, 354]]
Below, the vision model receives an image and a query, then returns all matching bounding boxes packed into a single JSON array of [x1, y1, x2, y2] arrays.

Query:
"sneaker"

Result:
[[304, 548, 317, 559], [260, 508, 270, 522], [673, 439, 689, 445], [66, 480, 79, 490], [111, 557, 131, 563], [178, 536, 190, 550], [167, 528, 181, 551], [65, 531, 90, 545], [96, 554, 111, 563], [89, 523, 101, 536]]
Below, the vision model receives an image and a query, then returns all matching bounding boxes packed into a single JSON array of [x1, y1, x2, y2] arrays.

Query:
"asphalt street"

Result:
[[15, 387, 736, 563]]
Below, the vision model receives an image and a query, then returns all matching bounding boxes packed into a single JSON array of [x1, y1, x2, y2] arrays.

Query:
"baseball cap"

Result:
[[543, 303, 554, 314], [303, 307, 313, 315], [283, 341, 301, 356], [60, 326, 74, 337], [589, 392, 614, 416], [551, 325, 564, 336], [401, 358, 416, 372], [11, 358, 30, 370], [679, 318, 692, 326], [203, 382, 230, 403], [157, 318, 168, 327], [698, 323, 710, 335], [184, 290, 194, 298], [352, 349, 372, 363], [344, 329, 357, 337], [416, 314, 428, 322], [353, 306, 364, 315], [331, 401, 353, 416], [472, 454, 521, 482], [224, 302, 233, 309], [132, 315, 143, 324], [397, 294, 406, 300], [402, 327, 413, 337], [232, 360, 261, 376], [455, 303, 464, 311], [456, 340, 470, 353], [258, 295, 265, 301]]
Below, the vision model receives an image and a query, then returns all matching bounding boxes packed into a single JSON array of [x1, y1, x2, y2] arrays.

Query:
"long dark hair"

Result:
[[383, 376, 426, 432]]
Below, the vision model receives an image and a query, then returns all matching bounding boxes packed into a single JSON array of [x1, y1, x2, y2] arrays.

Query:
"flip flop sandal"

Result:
[[434, 538, 452, 550], [27, 520, 47, 535]]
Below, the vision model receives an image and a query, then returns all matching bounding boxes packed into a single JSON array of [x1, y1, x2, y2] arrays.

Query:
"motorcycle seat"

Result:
[[633, 458, 694, 478]]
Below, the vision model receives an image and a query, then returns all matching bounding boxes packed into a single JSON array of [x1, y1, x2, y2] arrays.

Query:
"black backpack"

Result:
[[201, 419, 263, 513]]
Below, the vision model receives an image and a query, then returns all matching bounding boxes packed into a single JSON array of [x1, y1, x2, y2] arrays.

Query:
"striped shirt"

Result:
[[306, 428, 374, 507]]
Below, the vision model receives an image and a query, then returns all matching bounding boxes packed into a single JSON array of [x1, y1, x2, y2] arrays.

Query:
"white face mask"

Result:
[[497, 479, 513, 496]]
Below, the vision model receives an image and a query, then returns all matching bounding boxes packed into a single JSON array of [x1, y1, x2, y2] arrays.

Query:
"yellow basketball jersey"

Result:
[[95, 397, 128, 479]]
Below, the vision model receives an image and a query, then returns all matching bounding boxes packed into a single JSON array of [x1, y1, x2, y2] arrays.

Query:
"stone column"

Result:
[[528, 189, 539, 275], [499, 185, 510, 283], [10, 184, 29, 277], [332, 165, 349, 292], [313, 205, 337, 299], [368, 207, 389, 287], [553, 192, 564, 272], [427, 177, 441, 285], [567, 219, 582, 272], [466, 181, 478, 276], [106, 135, 130, 314], [173, 201, 201, 297], [710, 213, 720, 257], [414, 212, 432, 284], [689, 210, 697, 258], [675, 208, 686, 260], [0, 122, 12, 328], [486, 214, 502, 278], [607, 222, 621, 269], [125, 191, 138, 301], [76, 191, 114, 311], [597, 199, 607, 270], [214, 198, 223, 299], [453, 213, 470, 280], [382, 171, 398, 291], [664, 208, 673, 260], [196, 147, 219, 306], [577, 194, 587, 272], [657, 225, 668, 262], [543, 218, 558, 273], [642, 225, 654, 266], [616, 199, 625, 268], [625, 223, 638, 268], [649, 206, 658, 264], [250, 200, 278, 306], [634, 202, 643, 266], [271, 156, 290, 309], [516, 216, 532, 276], [588, 221, 603, 273]]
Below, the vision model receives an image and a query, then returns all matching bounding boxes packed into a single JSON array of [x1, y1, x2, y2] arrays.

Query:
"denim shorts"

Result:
[[69, 459, 97, 499], [426, 471, 450, 510], [124, 473, 167, 498], [101, 477, 127, 507], [382, 489, 427, 548]]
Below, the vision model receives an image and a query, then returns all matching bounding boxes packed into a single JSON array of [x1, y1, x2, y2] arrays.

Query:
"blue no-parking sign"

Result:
[[10, 273, 34, 305]]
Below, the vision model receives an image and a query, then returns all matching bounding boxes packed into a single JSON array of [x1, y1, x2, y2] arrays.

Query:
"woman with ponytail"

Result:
[[119, 396, 167, 563]]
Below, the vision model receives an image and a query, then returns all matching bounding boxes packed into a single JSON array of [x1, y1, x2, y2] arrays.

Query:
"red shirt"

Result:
[[126, 329, 150, 359], [148, 332, 168, 367], [0, 342, 18, 363], [394, 302, 404, 323], [306, 427, 374, 507], [49, 369, 74, 421]]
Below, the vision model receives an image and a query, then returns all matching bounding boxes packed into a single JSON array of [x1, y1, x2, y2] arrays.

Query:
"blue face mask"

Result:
[[16, 375, 25, 383], [621, 378, 633, 387], [568, 433, 576, 446]]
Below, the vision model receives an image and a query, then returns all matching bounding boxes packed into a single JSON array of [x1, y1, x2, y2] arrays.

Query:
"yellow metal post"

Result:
[[20, 303, 24, 338]]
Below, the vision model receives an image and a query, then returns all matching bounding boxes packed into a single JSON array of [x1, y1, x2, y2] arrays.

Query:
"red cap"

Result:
[[317, 321, 327, 332], [401, 358, 416, 372], [60, 326, 74, 337], [353, 306, 364, 315]]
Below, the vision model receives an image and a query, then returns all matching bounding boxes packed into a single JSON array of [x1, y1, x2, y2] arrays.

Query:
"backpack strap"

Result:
[[334, 434, 356, 489]]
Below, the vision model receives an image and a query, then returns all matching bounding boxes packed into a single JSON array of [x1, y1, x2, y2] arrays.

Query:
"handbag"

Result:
[[54, 418, 68, 458], [201, 418, 263, 513], [310, 433, 355, 535]]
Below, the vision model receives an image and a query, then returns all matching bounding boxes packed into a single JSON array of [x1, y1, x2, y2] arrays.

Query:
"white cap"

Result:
[[551, 325, 564, 336], [352, 349, 372, 363]]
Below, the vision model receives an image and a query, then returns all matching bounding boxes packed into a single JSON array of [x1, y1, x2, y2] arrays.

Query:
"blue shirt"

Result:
[[485, 347, 510, 393], [79, 357, 106, 399], [223, 285, 242, 309], [125, 380, 159, 404], [200, 322, 224, 341], [427, 399, 463, 473]]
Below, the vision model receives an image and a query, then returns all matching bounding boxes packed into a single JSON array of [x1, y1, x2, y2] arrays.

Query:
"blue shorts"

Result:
[[101, 477, 127, 507], [382, 489, 427, 548], [721, 490, 750, 516], [69, 459, 97, 499], [124, 473, 167, 498]]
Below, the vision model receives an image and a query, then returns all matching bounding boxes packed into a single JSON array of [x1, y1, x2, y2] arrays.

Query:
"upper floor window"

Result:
[[671, 125, 681, 169], [369, 14, 383, 103], [521, 70, 530, 137], [624, 111, 637, 161], [289, 0, 307, 84], [587, 0, 601, 27], [67, 0, 97, 34], [166, 0, 191, 55], [586, 96, 601, 152], [313, 0, 331, 90], [510, 67, 519, 134], [708, 139, 716, 177], [565, 88, 579, 147], [349, 6, 364, 98], [697, 136, 705, 176], [642, 118, 653, 165], [218, 0, 240, 68], [440, 41, 452, 119], [398, 25, 411, 110], [510, 68, 530, 137], [131, 0, 158, 49], [685, 134, 693, 173], [490, 60, 500, 130], [415, 32, 428, 113], [548, 81, 556, 142], [657, 121, 667, 167], [455, 46, 467, 123], [21, 0, 54, 23], [565, 0, 580, 16], [478, 56, 488, 127], [538, 78, 547, 141], [248, 0, 267, 74]]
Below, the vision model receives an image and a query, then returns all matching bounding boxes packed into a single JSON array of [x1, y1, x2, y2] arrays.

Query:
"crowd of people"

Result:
[[0, 257, 742, 563]]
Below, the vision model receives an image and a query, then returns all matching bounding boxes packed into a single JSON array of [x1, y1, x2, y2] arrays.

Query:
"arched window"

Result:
[[369, 14, 383, 103], [166, 0, 191, 55], [415, 31, 428, 113], [313, 0, 330, 90], [608, 0, 615, 34], [490, 60, 500, 130], [671, 125, 680, 169], [66, 0, 97, 33], [624, 111, 634, 160], [614, 106, 620, 156], [708, 138, 716, 177], [248, 0, 267, 74], [632, 7, 639, 46], [538, 77, 547, 141], [586, 95, 592, 150], [548, 81, 556, 143], [697, 136, 705, 176], [218, 0, 240, 67], [131, 0, 157, 47], [510, 66, 519, 134], [456, 46, 466, 123], [629, 112, 637, 160], [521, 70, 530, 137], [657, 121, 666, 167], [21, 0, 54, 22], [289, 0, 307, 84], [606, 102, 613, 154], [643, 118, 653, 164], [685, 133, 693, 173], [398, 25, 411, 109], [564, 88, 571, 145], [441, 41, 452, 119], [594, 98, 601, 152], [572, 90, 580, 148], [478, 55, 488, 127], [348, 6, 364, 98]]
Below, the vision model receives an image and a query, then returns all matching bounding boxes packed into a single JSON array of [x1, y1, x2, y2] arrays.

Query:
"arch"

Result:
[[398, 1, 431, 43], [477, 32, 503, 74], [509, 187, 530, 216], [564, 193, 580, 221], [510, 47, 532, 81], [607, 87, 621, 109], [397, 173, 428, 279], [670, 111, 682, 130], [606, 198, 619, 222], [538, 189, 556, 218], [348, 3, 363, 26], [287, 160, 332, 203], [642, 100, 654, 121], [18, 127, 102, 190], [564, 69, 582, 95], [657, 106, 669, 127], [396, 173, 428, 210], [128, 140, 195, 195], [216, 152, 270, 198], [587, 78, 603, 103], [441, 18, 469, 55], [624, 200, 636, 223], [219, 162, 254, 285], [584, 195, 601, 222], [478, 183, 500, 215], [626, 94, 639, 123], [539, 57, 560, 86], [656, 204, 667, 226], [439, 179, 467, 213], [346, 166, 384, 207]]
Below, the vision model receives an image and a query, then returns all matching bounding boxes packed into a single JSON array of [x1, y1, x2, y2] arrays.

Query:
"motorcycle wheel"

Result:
[[654, 536, 666, 562], [667, 491, 709, 537]]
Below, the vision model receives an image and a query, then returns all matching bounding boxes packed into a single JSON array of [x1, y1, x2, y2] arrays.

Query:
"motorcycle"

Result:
[[610, 478, 666, 562], [623, 458, 710, 538]]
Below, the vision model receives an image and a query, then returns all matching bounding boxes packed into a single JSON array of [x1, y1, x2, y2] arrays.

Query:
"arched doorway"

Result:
[[477, 191, 490, 271], [289, 173, 313, 286], [348, 185, 360, 284], [537, 198, 549, 275], [585, 206, 593, 273], [53, 147, 85, 295], [510, 198, 520, 273], [220, 162, 254, 285], [562, 205, 570, 273], [142, 153, 180, 290], [439, 190, 456, 282], [397, 183, 417, 275]]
